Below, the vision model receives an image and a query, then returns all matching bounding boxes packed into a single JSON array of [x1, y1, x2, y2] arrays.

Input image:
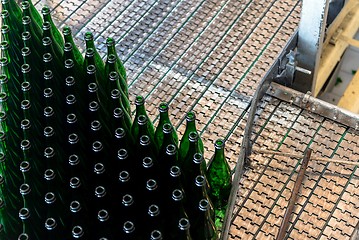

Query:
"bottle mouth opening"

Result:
[[44, 147, 55, 158], [86, 64, 96, 73], [94, 163, 105, 174], [106, 37, 115, 46], [20, 139, 31, 151], [70, 177, 81, 188], [44, 87, 54, 98], [193, 153, 203, 164], [188, 131, 199, 142], [140, 135, 150, 145], [18, 233, 29, 240], [138, 115, 147, 125], [113, 108, 124, 118], [44, 169, 55, 181], [148, 204, 160, 216], [21, 64, 31, 74], [0, 41, 8, 50], [150, 230, 162, 240], [41, 6, 51, 15], [45, 218, 57, 230], [115, 128, 125, 139], [21, 82, 31, 93], [66, 76, 75, 86], [178, 218, 190, 230], [109, 71, 118, 80], [107, 54, 116, 63], [44, 126, 54, 138], [85, 48, 95, 57], [0, 92, 7, 102], [162, 123, 173, 133], [0, 75, 8, 85], [199, 199, 209, 211], [88, 82, 98, 93], [92, 141, 103, 152], [70, 201, 81, 213], [123, 221, 135, 233], [68, 133, 79, 144], [95, 186, 106, 198], [42, 21, 50, 30], [22, 16, 31, 25], [63, 26, 72, 35], [21, 1, 30, 9], [42, 37, 52, 46], [72, 226, 84, 238], [67, 113, 77, 124], [90, 120, 101, 131], [43, 53, 53, 62], [158, 102, 169, 112], [215, 139, 225, 149], [122, 194, 133, 206], [97, 209, 109, 222], [89, 101, 99, 111], [21, 31, 30, 40], [146, 179, 157, 190], [142, 157, 153, 168], [166, 144, 176, 155], [44, 106, 54, 118], [186, 111, 196, 121], [19, 184, 31, 196], [170, 166, 181, 177], [135, 95, 144, 105], [117, 148, 128, 159], [44, 69, 53, 80], [195, 175, 205, 186], [45, 192, 56, 204], [1, 25, 9, 35], [119, 170, 130, 181], [20, 161, 30, 172], [65, 59, 74, 68], [18, 208, 30, 220], [69, 155, 79, 166], [20, 119, 30, 130], [84, 32, 94, 41], [111, 89, 120, 99], [0, 57, 8, 67], [21, 47, 31, 56], [172, 189, 183, 201]]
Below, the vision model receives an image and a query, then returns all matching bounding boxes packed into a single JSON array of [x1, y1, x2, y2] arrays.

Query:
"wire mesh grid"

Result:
[[24, 0, 359, 239]]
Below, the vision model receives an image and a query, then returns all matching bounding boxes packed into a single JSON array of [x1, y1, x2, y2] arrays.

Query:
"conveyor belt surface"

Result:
[[30, 0, 359, 238]]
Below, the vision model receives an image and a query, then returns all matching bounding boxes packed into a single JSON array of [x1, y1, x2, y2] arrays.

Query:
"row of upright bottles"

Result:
[[0, 0, 233, 239]]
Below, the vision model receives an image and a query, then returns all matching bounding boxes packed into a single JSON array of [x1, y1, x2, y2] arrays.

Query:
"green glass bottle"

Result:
[[42, 21, 63, 60], [190, 175, 215, 222], [109, 88, 132, 128], [106, 37, 127, 84], [0, 58, 21, 113], [42, 6, 64, 49], [180, 132, 205, 185], [63, 26, 84, 67], [159, 144, 178, 182], [1, 40, 21, 78], [206, 139, 232, 220], [176, 218, 192, 240], [22, 31, 42, 63], [191, 199, 217, 240], [85, 63, 106, 104], [28, 0, 43, 25], [155, 103, 178, 149], [158, 123, 178, 157], [84, 32, 105, 76], [21, 1, 43, 39], [166, 189, 189, 240], [105, 54, 128, 98], [21, 46, 42, 83], [179, 112, 204, 161], [1, 21, 22, 63], [108, 71, 131, 114], [1, 0, 22, 33], [19, 207, 43, 239], [132, 96, 155, 143], [145, 204, 164, 238], [113, 108, 132, 141]]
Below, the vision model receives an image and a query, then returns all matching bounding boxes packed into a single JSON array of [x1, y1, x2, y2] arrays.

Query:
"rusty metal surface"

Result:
[[32, 0, 359, 239]]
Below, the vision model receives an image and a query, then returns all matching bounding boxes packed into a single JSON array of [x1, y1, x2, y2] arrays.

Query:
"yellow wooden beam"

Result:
[[338, 68, 359, 113], [314, 0, 359, 96]]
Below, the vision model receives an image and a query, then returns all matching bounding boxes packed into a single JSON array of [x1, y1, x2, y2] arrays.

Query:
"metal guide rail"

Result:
[[30, 0, 359, 239]]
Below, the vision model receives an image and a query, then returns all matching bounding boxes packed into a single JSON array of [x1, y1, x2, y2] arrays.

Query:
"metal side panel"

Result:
[[31, 0, 359, 239]]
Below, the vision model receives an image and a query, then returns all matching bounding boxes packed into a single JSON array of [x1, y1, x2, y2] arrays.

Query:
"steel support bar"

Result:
[[293, 0, 329, 93], [276, 149, 311, 240]]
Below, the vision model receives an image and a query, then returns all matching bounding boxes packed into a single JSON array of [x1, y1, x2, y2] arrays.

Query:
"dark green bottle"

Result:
[[108, 71, 131, 114], [136, 115, 156, 148], [145, 204, 164, 238], [21, 46, 42, 82], [165, 166, 185, 201], [122, 221, 137, 239], [159, 144, 178, 181], [85, 64, 106, 106], [1, 21, 22, 63], [179, 112, 204, 161], [42, 21, 63, 60], [132, 96, 155, 144], [105, 54, 129, 98], [206, 139, 231, 214], [28, 0, 43, 25], [136, 135, 157, 166], [180, 132, 205, 184], [191, 199, 217, 240], [189, 175, 214, 222], [150, 230, 163, 240], [158, 123, 178, 157], [109, 88, 132, 128], [42, 6, 64, 49], [176, 218, 192, 240], [1, 0, 22, 34], [166, 189, 189, 240], [19, 207, 43, 239], [63, 26, 84, 67], [21, 1, 43, 39], [22, 31, 42, 63], [96, 209, 114, 239], [155, 103, 178, 149], [1, 41, 21, 79], [106, 37, 127, 85], [84, 32, 105, 76], [44, 217, 62, 240]]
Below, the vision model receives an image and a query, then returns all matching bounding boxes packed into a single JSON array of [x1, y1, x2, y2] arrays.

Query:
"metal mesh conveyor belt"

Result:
[[30, 0, 359, 239]]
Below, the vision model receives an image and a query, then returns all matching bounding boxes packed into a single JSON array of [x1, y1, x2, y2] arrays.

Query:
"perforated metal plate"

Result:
[[33, 0, 359, 238]]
